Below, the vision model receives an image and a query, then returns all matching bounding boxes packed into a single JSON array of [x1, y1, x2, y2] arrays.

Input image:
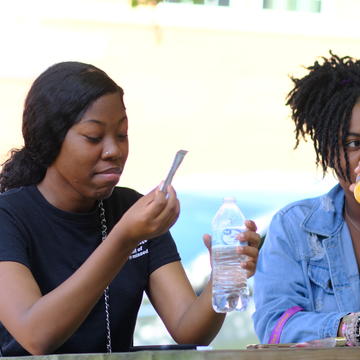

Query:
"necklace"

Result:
[[344, 205, 360, 234], [98, 200, 112, 353]]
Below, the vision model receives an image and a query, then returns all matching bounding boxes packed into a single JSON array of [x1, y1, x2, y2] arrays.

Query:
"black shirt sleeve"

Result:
[[0, 206, 30, 268], [147, 231, 180, 274]]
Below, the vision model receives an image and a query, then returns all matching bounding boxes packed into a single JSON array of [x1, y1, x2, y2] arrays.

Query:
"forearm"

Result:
[[286, 312, 346, 343], [254, 305, 347, 344], [11, 228, 137, 354], [170, 281, 225, 345]]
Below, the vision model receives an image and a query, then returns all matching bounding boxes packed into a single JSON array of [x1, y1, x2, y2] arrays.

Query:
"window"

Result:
[[263, 0, 321, 12], [164, 0, 230, 6]]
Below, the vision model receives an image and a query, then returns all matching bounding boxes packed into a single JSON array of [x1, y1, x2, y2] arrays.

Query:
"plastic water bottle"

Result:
[[211, 197, 249, 313]]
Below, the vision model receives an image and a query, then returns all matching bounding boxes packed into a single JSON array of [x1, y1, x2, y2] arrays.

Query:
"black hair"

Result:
[[286, 51, 360, 181], [0, 61, 123, 192]]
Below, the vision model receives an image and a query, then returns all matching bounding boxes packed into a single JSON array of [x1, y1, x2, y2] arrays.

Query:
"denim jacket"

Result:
[[253, 184, 360, 343]]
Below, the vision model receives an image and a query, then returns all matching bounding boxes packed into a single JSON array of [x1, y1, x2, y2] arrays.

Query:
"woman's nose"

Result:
[[102, 141, 124, 160]]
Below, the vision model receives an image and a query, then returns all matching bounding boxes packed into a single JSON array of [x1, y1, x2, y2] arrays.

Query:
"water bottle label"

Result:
[[221, 227, 244, 245]]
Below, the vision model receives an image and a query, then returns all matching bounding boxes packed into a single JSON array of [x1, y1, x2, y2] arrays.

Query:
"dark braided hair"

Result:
[[286, 51, 360, 182], [0, 61, 123, 193]]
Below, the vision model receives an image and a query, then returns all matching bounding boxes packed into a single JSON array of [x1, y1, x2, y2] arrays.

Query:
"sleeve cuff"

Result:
[[320, 312, 349, 338]]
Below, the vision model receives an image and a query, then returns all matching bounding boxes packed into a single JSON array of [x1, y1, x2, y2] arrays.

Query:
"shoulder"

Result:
[[275, 184, 342, 223], [265, 184, 343, 252], [0, 186, 28, 200], [0, 186, 34, 212], [268, 194, 322, 233], [275, 195, 319, 220]]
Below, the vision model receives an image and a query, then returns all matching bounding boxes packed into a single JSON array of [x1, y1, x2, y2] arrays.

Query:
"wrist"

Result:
[[112, 219, 143, 246], [338, 318, 345, 337]]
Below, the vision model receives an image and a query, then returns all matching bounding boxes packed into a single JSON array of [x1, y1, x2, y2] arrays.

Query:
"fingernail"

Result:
[[158, 181, 166, 192]]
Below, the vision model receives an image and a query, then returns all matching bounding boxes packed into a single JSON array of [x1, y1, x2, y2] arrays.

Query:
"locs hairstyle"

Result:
[[286, 51, 360, 182], [0, 62, 123, 193]]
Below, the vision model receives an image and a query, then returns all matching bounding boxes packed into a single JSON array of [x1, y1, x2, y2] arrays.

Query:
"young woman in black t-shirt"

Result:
[[0, 62, 260, 356]]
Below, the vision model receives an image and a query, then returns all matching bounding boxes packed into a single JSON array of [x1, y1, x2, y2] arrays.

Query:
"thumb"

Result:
[[203, 233, 212, 252]]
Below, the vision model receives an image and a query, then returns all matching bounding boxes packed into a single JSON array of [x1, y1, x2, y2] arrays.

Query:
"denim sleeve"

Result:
[[252, 209, 347, 343]]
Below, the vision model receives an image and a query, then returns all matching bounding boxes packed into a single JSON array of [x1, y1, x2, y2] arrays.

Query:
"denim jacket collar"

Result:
[[301, 184, 344, 238]]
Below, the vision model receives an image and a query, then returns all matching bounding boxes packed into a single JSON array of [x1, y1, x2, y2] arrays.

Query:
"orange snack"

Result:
[[355, 177, 360, 203]]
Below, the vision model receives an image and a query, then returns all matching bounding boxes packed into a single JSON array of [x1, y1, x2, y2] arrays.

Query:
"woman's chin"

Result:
[[94, 186, 116, 201]]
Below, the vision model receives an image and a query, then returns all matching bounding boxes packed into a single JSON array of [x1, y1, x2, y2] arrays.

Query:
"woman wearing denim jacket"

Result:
[[253, 52, 360, 346]]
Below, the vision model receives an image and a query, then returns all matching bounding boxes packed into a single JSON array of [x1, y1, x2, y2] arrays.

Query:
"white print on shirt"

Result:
[[129, 240, 149, 260]]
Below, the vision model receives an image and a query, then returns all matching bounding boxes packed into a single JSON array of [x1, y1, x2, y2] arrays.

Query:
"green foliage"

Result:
[[131, 0, 163, 6]]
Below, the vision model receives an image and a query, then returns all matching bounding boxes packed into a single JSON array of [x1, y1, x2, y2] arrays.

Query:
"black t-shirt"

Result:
[[0, 185, 180, 356]]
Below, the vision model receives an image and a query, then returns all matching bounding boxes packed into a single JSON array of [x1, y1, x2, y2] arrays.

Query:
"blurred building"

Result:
[[1, 0, 359, 192]]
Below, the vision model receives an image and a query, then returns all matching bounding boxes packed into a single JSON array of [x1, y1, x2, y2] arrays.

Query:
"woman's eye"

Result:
[[346, 140, 360, 148], [85, 135, 102, 143], [117, 134, 128, 141]]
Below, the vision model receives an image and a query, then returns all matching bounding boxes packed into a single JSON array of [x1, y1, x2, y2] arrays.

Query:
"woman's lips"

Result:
[[95, 167, 122, 183]]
